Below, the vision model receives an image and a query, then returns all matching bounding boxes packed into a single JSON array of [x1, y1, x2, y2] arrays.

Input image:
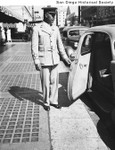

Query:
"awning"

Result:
[[3, 23, 16, 28], [0, 6, 24, 23], [29, 20, 43, 24]]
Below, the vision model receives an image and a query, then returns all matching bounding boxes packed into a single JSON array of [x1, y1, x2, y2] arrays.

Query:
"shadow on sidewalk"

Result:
[[8, 86, 44, 106], [8, 72, 73, 108], [80, 94, 115, 150], [0, 44, 15, 54]]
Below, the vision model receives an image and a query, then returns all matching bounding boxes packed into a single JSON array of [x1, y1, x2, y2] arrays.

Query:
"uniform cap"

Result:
[[42, 7, 57, 14], [47, 11, 56, 15]]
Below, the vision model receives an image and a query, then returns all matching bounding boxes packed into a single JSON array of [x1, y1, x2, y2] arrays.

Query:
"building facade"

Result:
[[5, 6, 32, 31], [57, 7, 67, 27], [0, 6, 33, 43], [81, 6, 115, 27]]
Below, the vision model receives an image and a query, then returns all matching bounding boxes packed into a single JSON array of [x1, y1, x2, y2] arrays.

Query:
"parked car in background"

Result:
[[59, 26, 64, 36], [67, 24, 115, 130], [62, 26, 89, 60]]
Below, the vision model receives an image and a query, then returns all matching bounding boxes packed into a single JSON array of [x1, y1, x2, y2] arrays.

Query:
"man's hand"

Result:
[[64, 57, 71, 65], [70, 53, 76, 61], [35, 63, 42, 71]]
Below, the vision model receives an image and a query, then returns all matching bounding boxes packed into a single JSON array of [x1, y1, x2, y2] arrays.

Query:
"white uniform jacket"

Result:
[[31, 21, 68, 66]]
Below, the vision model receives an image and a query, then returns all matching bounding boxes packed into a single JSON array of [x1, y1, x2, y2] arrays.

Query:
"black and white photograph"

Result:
[[0, 1, 115, 149]]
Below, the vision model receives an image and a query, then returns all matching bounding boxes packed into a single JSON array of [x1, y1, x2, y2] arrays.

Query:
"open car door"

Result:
[[67, 33, 93, 101]]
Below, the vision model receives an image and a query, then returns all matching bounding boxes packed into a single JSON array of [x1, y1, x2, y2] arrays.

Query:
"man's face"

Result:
[[45, 13, 55, 26]]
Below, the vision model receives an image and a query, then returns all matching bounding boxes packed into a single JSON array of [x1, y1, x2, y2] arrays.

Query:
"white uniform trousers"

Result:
[[40, 65, 59, 105]]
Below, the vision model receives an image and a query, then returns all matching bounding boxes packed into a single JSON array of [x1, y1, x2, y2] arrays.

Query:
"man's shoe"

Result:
[[50, 103, 61, 109], [44, 104, 50, 111]]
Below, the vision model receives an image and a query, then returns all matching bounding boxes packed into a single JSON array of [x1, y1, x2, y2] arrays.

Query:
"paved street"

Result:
[[0, 42, 109, 150]]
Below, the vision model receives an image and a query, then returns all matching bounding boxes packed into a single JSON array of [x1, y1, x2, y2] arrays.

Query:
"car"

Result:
[[62, 26, 89, 60], [59, 27, 64, 35], [67, 24, 115, 128]]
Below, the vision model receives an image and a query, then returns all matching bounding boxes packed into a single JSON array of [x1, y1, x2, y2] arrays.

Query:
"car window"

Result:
[[69, 30, 79, 37], [93, 32, 111, 49], [81, 34, 92, 55], [94, 32, 105, 43]]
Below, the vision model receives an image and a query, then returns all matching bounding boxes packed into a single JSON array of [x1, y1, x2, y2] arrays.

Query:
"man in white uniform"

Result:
[[31, 8, 71, 111]]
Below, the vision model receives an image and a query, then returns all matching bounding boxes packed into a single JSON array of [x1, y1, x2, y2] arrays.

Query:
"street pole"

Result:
[[32, 6, 34, 21], [78, 6, 81, 25]]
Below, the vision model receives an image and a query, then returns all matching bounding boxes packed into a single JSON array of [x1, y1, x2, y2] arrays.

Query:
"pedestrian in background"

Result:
[[31, 8, 71, 111], [0, 26, 6, 45], [6, 27, 12, 42]]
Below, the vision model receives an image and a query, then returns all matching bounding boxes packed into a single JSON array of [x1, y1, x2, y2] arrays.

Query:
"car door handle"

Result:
[[84, 64, 87, 67], [79, 64, 87, 69], [79, 64, 83, 69], [101, 74, 111, 77], [99, 69, 111, 77]]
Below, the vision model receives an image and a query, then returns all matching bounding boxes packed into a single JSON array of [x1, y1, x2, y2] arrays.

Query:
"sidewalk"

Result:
[[0, 42, 108, 150]]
